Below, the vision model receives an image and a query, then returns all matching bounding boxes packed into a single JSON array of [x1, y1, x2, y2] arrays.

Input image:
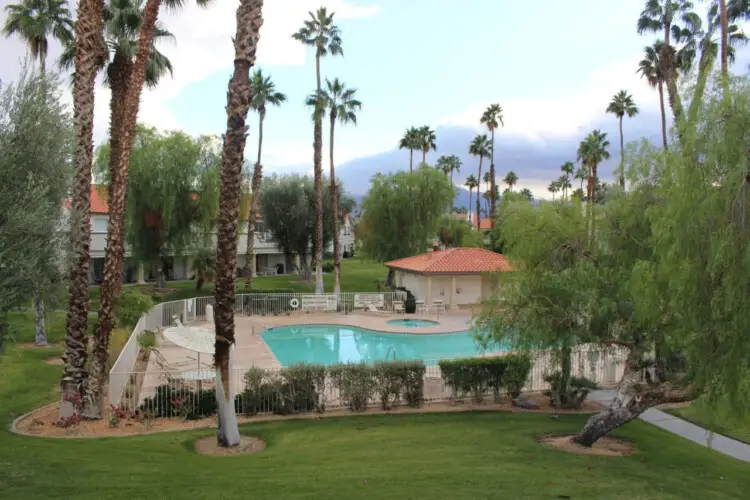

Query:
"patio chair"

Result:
[[393, 300, 405, 314], [415, 300, 427, 316], [365, 304, 388, 315]]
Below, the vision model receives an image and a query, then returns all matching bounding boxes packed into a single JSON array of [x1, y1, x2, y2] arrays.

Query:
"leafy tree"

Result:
[[503, 171, 518, 191], [469, 134, 491, 226], [191, 247, 215, 292], [2, 0, 74, 74], [399, 126, 420, 172], [606, 90, 639, 187], [293, 6, 343, 295], [480, 103, 503, 224], [94, 126, 220, 289], [245, 68, 286, 288], [358, 165, 455, 285], [0, 67, 71, 346], [519, 187, 534, 202], [638, 41, 669, 150], [416, 125, 437, 164], [437, 214, 483, 248]]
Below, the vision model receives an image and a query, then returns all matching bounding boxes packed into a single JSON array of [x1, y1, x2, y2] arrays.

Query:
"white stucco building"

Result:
[[386, 247, 512, 310]]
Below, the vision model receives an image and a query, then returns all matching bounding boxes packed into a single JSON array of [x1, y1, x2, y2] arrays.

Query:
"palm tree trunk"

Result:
[[661, 21, 683, 124], [245, 112, 265, 288], [489, 129, 496, 228], [330, 114, 341, 295], [468, 189, 473, 227], [60, 0, 106, 421], [313, 54, 324, 295], [87, 0, 163, 418], [409, 150, 413, 173], [214, 0, 264, 448], [34, 291, 46, 346], [719, 0, 729, 78], [476, 156, 483, 230], [618, 116, 625, 188], [658, 80, 668, 151], [40, 44, 46, 75], [422, 149, 426, 164]]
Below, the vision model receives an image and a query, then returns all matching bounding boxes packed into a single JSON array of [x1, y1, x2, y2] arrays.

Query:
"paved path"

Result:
[[589, 390, 750, 462]]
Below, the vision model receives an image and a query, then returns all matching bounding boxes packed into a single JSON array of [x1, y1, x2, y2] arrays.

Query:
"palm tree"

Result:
[[558, 174, 572, 201], [469, 134, 491, 229], [574, 164, 587, 193], [310, 77, 361, 295], [638, 41, 669, 150], [637, 0, 692, 122], [399, 127, 420, 172], [606, 90, 639, 188], [520, 188, 534, 202], [720, 0, 729, 77], [480, 104, 503, 225], [416, 126, 436, 164], [245, 69, 286, 288], [59, 0, 107, 420], [503, 171, 518, 191], [464, 174, 478, 226], [436, 155, 462, 181], [3, 0, 74, 74], [213, 0, 264, 448], [548, 181, 559, 201], [576, 130, 611, 205], [292, 7, 343, 294]]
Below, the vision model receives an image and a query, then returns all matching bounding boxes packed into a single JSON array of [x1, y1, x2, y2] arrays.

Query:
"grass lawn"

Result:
[[668, 404, 750, 445], [1, 317, 750, 499], [84, 257, 387, 309]]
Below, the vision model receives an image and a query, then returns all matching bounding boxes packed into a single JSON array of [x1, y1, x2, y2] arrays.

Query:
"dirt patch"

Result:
[[44, 357, 64, 365], [538, 434, 636, 456], [145, 288, 177, 296], [195, 435, 265, 456], [19, 342, 61, 350]]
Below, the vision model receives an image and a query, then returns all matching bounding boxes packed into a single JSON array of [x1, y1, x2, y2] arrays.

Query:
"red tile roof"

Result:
[[386, 247, 512, 274], [454, 213, 491, 230]]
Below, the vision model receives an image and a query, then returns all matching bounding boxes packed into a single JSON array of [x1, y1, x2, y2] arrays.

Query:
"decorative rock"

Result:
[[513, 394, 540, 410]]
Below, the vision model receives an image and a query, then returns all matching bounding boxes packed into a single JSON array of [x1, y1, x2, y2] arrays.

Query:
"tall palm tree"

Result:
[[548, 181, 559, 201], [720, 0, 729, 77], [558, 174, 572, 201], [59, 0, 107, 420], [464, 174, 478, 227], [213, 0, 264, 448], [416, 126, 436, 164], [480, 103, 503, 225], [576, 130, 611, 205], [245, 69, 286, 288], [574, 164, 587, 193], [503, 171, 518, 191], [606, 90, 639, 188], [399, 127, 420, 172], [3, 0, 74, 74], [469, 134, 490, 230], [638, 41, 669, 150], [520, 187, 534, 201], [310, 77, 360, 295], [292, 7, 342, 294], [436, 154, 461, 181], [637, 0, 692, 122]]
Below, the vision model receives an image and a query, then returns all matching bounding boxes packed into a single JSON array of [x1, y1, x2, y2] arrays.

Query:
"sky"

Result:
[[2, 0, 749, 199]]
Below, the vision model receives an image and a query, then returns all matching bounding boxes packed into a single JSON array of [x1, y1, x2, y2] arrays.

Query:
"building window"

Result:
[[92, 218, 108, 233]]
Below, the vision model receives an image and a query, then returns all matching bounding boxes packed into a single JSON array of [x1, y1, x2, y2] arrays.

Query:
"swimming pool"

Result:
[[261, 324, 494, 366], [386, 319, 439, 328]]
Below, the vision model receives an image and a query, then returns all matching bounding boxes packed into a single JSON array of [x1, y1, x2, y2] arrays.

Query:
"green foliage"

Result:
[[543, 372, 598, 409], [328, 363, 376, 412], [136, 330, 156, 350], [241, 364, 326, 415], [115, 288, 154, 329], [437, 214, 483, 248], [190, 247, 215, 292], [358, 165, 455, 262], [140, 385, 227, 419], [395, 286, 416, 314], [438, 355, 531, 403], [372, 361, 425, 409], [321, 261, 334, 273], [0, 66, 71, 313]]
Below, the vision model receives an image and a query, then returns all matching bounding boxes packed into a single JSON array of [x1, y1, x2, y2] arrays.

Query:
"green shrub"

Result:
[[503, 354, 532, 398], [543, 372, 598, 409], [399, 361, 426, 407], [280, 363, 327, 413], [373, 362, 403, 409], [116, 288, 154, 328], [240, 364, 326, 416], [321, 261, 334, 273], [140, 385, 234, 419], [137, 330, 156, 350], [395, 287, 416, 314], [329, 363, 375, 412], [241, 367, 266, 415], [439, 355, 531, 403]]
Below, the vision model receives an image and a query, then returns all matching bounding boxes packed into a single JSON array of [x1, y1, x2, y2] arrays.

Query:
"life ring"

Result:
[[290, 298, 300, 309]]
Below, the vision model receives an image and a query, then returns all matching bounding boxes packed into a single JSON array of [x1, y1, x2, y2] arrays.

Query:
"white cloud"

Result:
[[437, 56, 660, 142]]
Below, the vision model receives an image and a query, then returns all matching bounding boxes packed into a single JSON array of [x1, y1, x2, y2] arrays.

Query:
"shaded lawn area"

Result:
[[84, 257, 387, 309], [668, 404, 750, 445], [1, 327, 750, 499]]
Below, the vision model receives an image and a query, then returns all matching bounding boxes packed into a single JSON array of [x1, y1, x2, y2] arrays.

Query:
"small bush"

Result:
[[116, 288, 154, 329], [137, 330, 156, 350], [439, 355, 531, 403], [503, 354, 532, 398], [543, 372, 598, 409], [140, 385, 223, 419], [329, 363, 375, 412], [240, 364, 326, 415], [321, 261, 334, 273], [280, 363, 327, 413], [373, 362, 403, 409], [395, 286, 416, 314]]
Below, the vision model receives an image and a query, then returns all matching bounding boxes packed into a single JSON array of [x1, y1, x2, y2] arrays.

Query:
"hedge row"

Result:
[[438, 355, 532, 403]]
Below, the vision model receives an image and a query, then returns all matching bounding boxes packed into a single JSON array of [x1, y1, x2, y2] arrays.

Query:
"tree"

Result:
[[503, 171, 518, 191], [560, 161, 575, 200], [0, 67, 71, 346], [520, 188, 534, 202], [606, 90, 639, 188], [480, 103, 503, 226], [3, 0, 74, 74], [416, 125, 436, 164], [93, 126, 220, 289], [212, 0, 263, 449], [469, 134, 491, 230], [573, 164, 588, 194], [398, 127, 420, 172], [59, 0, 107, 420], [637, 0, 692, 122], [637, 42, 669, 150], [436, 154, 461, 182], [358, 165, 454, 285], [576, 130, 610, 205], [547, 180, 559, 201], [313, 77, 361, 295], [292, 6, 343, 295], [557, 174, 572, 201], [464, 174, 479, 226], [437, 214, 483, 248], [191, 247, 215, 292], [245, 68, 286, 288]]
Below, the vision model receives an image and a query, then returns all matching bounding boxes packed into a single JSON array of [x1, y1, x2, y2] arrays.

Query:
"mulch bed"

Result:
[[537, 434, 637, 456], [195, 435, 265, 456]]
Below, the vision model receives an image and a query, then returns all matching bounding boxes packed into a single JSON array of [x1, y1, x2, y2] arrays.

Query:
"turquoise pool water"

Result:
[[261, 324, 491, 366], [386, 319, 439, 327]]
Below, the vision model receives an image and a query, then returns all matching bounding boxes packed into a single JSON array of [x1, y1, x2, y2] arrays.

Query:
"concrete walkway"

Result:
[[589, 390, 750, 462]]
